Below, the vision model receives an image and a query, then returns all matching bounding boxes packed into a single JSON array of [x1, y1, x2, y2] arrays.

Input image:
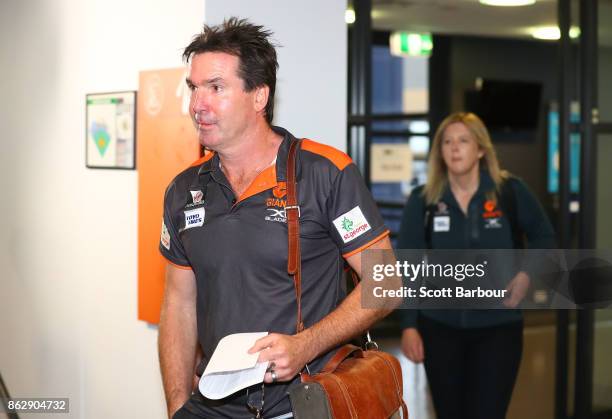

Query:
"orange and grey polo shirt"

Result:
[[159, 126, 389, 417]]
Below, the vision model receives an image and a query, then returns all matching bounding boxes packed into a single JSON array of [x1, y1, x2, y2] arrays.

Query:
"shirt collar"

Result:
[[192, 126, 298, 196], [271, 125, 296, 183]]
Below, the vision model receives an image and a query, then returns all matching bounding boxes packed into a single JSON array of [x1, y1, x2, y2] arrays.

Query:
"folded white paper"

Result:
[[199, 332, 269, 400]]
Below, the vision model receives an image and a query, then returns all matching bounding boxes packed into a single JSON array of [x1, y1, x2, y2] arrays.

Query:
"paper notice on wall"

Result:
[[403, 88, 429, 114], [198, 332, 269, 400], [370, 143, 413, 182], [86, 91, 136, 169]]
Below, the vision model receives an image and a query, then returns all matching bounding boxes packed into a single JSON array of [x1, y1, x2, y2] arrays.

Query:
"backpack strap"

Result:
[[423, 204, 436, 250], [499, 177, 523, 249]]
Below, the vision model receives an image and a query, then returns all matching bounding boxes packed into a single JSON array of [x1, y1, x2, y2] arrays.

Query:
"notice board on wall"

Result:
[[137, 68, 200, 323]]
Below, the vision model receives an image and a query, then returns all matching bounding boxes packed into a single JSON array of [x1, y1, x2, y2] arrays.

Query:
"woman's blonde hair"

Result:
[[423, 112, 507, 204]]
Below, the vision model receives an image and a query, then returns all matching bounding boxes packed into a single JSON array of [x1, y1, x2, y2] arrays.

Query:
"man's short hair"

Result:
[[183, 17, 279, 124]]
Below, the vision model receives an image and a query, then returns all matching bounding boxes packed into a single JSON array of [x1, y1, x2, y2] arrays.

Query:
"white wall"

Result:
[[206, 0, 348, 150], [0, 0, 204, 418], [0, 1, 347, 418]]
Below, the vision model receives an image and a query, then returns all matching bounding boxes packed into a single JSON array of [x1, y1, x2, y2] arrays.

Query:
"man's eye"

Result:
[[212, 85, 222, 92]]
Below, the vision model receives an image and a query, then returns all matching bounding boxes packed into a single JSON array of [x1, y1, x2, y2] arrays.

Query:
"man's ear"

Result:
[[253, 85, 269, 114]]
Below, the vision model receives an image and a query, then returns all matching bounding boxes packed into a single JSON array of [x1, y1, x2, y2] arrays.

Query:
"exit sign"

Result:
[[390, 32, 433, 57]]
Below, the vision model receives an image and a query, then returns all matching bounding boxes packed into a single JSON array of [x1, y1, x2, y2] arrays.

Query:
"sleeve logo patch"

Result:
[[184, 207, 205, 230], [333, 206, 371, 243], [161, 218, 171, 250]]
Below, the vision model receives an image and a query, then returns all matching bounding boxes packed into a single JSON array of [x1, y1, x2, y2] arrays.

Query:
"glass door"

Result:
[[592, 1, 612, 416]]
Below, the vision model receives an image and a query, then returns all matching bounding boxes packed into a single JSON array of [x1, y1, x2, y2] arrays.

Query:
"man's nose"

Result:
[[192, 88, 209, 113]]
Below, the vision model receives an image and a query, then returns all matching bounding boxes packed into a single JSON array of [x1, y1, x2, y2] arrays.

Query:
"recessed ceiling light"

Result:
[[532, 26, 560, 40], [480, 0, 536, 6], [345, 9, 356, 24], [531, 26, 581, 40]]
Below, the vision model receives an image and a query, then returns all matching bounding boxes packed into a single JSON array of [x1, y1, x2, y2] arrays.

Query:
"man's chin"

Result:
[[198, 135, 221, 151]]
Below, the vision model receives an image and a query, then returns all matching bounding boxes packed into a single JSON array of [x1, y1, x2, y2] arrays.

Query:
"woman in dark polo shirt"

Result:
[[398, 112, 555, 419]]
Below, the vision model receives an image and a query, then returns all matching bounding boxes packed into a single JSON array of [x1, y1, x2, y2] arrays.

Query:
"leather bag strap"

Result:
[[318, 344, 364, 374], [286, 139, 304, 333], [286, 139, 373, 340]]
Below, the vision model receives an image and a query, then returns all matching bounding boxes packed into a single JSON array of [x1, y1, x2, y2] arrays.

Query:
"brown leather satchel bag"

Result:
[[285, 139, 408, 419]]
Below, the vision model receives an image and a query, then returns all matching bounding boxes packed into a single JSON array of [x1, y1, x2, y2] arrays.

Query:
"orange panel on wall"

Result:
[[137, 68, 199, 323]]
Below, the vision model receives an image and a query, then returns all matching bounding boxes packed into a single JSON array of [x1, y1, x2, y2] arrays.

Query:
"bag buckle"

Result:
[[365, 332, 379, 350], [285, 205, 301, 217]]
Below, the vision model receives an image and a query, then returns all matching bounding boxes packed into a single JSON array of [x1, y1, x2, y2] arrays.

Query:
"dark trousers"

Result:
[[419, 315, 523, 419], [171, 390, 292, 419]]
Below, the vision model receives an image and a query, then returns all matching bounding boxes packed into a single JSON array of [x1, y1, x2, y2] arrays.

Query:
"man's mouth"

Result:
[[194, 113, 216, 127], [198, 121, 216, 129]]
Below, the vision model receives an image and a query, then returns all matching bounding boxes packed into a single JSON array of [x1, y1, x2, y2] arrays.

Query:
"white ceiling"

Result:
[[370, 0, 612, 46]]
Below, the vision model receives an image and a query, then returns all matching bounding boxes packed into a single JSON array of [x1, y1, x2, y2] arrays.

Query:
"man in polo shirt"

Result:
[[158, 18, 395, 419]]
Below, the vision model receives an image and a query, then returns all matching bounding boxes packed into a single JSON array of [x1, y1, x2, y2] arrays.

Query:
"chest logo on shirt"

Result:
[[191, 190, 204, 204], [432, 201, 450, 232], [266, 208, 287, 223], [484, 218, 503, 229], [483, 200, 503, 218], [483, 200, 503, 229], [185, 190, 205, 208], [184, 207, 205, 230], [436, 202, 449, 215], [433, 215, 450, 232], [273, 182, 287, 199], [333, 206, 371, 243], [265, 194, 287, 223]]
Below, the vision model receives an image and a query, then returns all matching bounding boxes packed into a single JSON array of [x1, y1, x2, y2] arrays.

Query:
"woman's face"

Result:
[[440, 122, 484, 177]]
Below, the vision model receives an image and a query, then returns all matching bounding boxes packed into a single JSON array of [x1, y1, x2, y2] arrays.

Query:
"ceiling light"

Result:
[[479, 0, 536, 6], [345, 9, 356, 24], [409, 121, 430, 134], [531, 25, 581, 40], [569, 26, 581, 39], [532, 26, 560, 40]]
